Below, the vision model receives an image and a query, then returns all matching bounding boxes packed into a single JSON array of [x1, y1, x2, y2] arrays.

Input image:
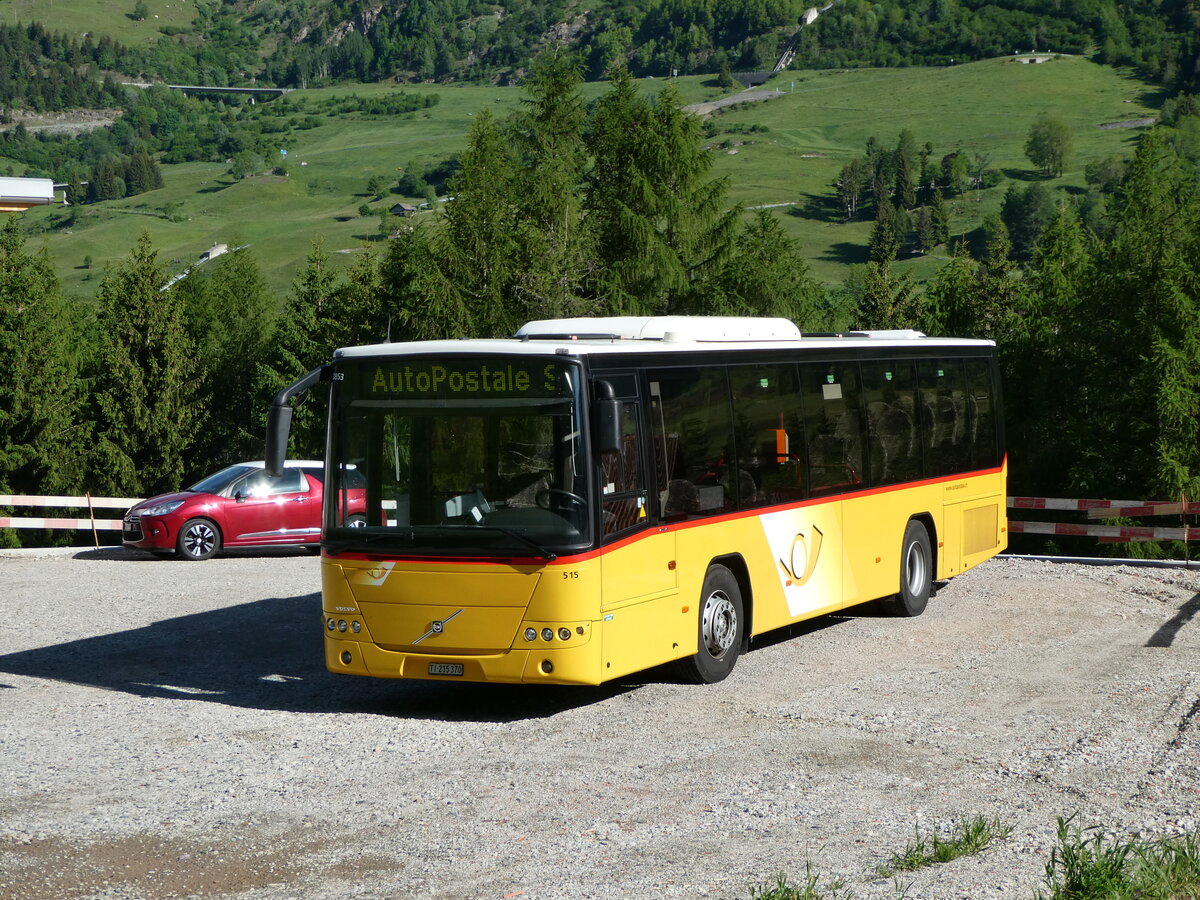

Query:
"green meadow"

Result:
[[15, 55, 1162, 300], [0, 0, 197, 44]]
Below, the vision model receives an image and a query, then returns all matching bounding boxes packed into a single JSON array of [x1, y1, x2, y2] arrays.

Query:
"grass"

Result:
[[14, 56, 1164, 301], [750, 863, 852, 900], [0, 0, 197, 46], [750, 815, 1200, 900], [878, 814, 1014, 874], [703, 55, 1162, 284], [1038, 816, 1200, 900]]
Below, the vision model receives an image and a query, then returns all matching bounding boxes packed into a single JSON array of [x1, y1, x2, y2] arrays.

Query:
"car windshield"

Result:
[[327, 356, 590, 557], [187, 465, 256, 495]]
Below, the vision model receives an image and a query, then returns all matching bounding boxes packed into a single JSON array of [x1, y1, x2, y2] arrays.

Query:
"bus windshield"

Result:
[[326, 356, 590, 557]]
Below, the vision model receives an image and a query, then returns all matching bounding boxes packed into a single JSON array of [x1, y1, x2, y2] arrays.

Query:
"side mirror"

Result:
[[264, 366, 329, 477], [591, 380, 621, 455]]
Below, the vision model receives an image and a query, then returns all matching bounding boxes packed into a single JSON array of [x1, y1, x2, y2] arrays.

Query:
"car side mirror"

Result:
[[234, 490, 246, 503]]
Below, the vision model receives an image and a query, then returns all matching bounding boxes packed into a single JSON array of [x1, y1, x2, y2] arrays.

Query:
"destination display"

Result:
[[348, 357, 572, 400]]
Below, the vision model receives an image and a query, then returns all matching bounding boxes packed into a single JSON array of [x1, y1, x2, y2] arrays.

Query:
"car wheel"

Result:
[[673, 564, 744, 684], [890, 519, 932, 616], [347, 514, 366, 527], [177, 518, 221, 561]]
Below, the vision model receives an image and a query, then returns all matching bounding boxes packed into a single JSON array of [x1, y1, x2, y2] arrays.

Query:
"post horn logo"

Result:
[[778, 526, 823, 588]]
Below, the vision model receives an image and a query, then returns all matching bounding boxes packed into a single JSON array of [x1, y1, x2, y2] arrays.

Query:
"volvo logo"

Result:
[[412, 609, 463, 644]]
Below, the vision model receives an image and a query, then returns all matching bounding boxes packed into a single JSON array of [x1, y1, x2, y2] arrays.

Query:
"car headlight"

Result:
[[139, 500, 184, 517]]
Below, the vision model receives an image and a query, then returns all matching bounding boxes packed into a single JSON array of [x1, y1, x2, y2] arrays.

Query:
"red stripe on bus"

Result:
[[331, 462, 1007, 565]]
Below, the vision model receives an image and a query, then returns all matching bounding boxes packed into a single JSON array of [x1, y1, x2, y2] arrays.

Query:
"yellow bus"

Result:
[[266, 316, 1006, 685]]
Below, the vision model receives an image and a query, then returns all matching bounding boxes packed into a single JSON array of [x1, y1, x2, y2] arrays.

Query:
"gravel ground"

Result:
[[1, 549, 1198, 900]]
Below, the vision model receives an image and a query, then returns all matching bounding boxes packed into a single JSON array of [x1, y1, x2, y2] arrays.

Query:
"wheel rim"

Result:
[[183, 522, 216, 557], [700, 590, 737, 659], [905, 540, 927, 595]]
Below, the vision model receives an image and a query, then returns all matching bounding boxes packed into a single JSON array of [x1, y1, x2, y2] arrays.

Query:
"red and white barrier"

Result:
[[0, 516, 123, 530], [0, 494, 142, 540], [1008, 520, 1200, 542], [1008, 496, 1145, 511], [1009, 496, 1199, 544]]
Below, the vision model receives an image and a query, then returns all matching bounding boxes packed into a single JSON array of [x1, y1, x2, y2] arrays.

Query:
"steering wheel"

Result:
[[536, 488, 586, 511]]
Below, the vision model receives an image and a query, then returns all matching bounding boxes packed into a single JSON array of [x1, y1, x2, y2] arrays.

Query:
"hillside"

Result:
[[0, 0, 1194, 91], [12, 54, 1161, 298]]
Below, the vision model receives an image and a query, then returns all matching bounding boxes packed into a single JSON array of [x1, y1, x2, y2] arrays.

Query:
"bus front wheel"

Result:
[[675, 564, 744, 684], [891, 519, 932, 616]]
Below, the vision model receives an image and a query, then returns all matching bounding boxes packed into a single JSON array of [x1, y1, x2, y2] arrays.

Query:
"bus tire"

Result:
[[675, 564, 744, 684], [177, 518, 221, 561], [892, 519, 932, 616]]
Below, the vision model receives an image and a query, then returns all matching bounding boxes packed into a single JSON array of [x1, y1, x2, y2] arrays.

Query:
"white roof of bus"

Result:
[[333, 317, 994, 359]]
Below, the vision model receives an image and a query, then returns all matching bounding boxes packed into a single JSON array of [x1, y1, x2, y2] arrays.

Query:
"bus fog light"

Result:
[[541, 628, 554, 641], [541, 660, 554, 674], [524, 627, 537, 642], [351, 621, 362, 634], [338, 619, 348, 632], [340, 651, 352, 664], [558, 627, 571, 641]]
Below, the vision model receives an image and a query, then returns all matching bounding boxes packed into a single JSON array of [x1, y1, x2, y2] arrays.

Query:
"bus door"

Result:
[[598, 380, 676, 608]]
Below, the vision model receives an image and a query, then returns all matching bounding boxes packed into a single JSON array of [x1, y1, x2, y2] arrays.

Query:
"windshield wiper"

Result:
[[322, 529, 416, 555], [477, 525, 558, 561], [322, 525, 557, 561]]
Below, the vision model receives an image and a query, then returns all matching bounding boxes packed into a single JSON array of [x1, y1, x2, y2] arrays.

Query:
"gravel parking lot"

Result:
[[1, 549, 1198, 900]]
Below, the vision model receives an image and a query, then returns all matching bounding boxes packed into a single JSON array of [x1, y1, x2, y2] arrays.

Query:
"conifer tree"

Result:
[[437, 109, 524, 337], [584, 65, 680, 314], [89, 232, 199, 495], [180, 247, 277, 473], [255, 240, 339, 459], [1093, 129, 1200, 499], [1008, 204, 1096, 497], [921, 238, 977, 336], [646, 80, 740, 313], [0, 219, 85, 545], [857, 260, 916, 330], [715, 209, 824, 326], [869, 196, 899, 264], [929, 188, 950, 246], [380, 223, 470, 343], [509, 50, 590, 321], [329, 248, 384, 349]]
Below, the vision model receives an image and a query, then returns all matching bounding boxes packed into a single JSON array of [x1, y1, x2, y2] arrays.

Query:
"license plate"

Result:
[[428, 663, 463, 677]]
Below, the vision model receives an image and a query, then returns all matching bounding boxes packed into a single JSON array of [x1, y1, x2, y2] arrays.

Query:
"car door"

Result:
[[223, 468, 315, 545]]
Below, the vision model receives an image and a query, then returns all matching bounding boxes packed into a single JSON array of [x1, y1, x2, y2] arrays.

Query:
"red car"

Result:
[[122, 461, 364, 560]]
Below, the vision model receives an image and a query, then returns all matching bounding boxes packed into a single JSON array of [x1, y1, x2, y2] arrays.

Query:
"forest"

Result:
[[1, 44, 1198, 555], [0, 1, 1196, 105]]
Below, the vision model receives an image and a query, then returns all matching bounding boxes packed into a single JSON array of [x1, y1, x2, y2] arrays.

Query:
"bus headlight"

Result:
[[541, 628, 554, 642], [524, 627, 537, 642]]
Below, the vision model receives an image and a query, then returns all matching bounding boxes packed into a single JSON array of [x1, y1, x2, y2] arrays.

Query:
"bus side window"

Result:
[[732, 364, 805, 508], [600, 402, 646, 538], [965, 357, 1000, 469], [648, 368, 735, 520], [861, 359, 920, 487], [799, 361, 864, 496], [918, 358, 970, 476]]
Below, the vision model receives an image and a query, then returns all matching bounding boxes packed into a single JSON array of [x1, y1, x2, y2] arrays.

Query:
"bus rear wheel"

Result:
[[890, 519, 932, 616], [675, 564, 744, 684]]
